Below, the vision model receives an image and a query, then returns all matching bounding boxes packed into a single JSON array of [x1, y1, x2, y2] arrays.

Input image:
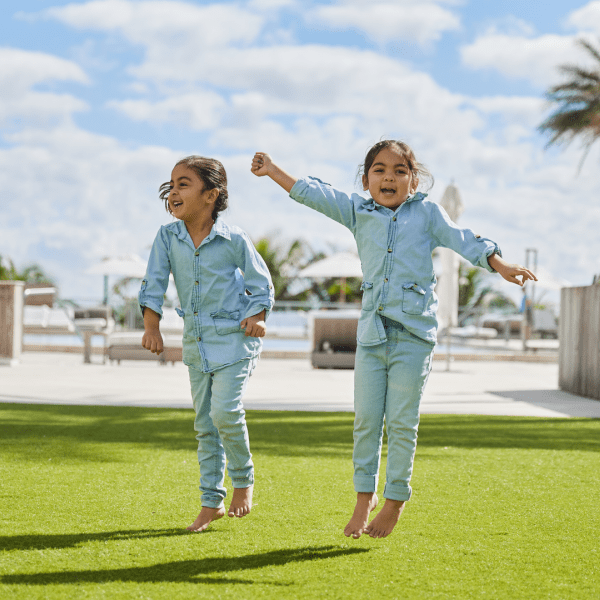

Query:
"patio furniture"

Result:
[[23, 305, 76, 335], [107, 308, 184, 365], [73, 306, 115, 364], [309, 309, 359, 369], [107, 332, 182, 365]]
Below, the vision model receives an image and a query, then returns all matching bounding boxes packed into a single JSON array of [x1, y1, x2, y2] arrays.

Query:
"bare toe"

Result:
[[344, 493, 378, 539], [228, 485, 253, 518], [365, 499, 404, 538]]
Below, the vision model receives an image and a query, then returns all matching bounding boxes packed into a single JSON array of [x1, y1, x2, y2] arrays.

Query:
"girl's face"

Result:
[[362, 146, 418, 210], [168, 164, 217, 222]]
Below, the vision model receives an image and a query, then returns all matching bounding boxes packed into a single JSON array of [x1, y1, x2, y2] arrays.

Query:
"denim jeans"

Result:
[[353, 316, 434, 502], [188, 357, 256, 508]]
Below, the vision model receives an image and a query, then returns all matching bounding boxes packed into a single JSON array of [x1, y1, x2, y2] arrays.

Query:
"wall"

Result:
[[559, 285, 600, 400]]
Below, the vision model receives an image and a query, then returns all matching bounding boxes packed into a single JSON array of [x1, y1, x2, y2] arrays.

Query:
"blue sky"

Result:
[[1, 0, 600, 304]]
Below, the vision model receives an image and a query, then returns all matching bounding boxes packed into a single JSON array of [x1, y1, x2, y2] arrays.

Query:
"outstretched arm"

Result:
[[488, 253, 537, 286], [251, 152, 297, 193]]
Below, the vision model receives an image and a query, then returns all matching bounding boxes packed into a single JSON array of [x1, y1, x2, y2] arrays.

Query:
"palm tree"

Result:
[[253, 235, 326, 301], [0, 254, 55, 284], [458, 261, 517, 326], [539, 37, 600, 166]]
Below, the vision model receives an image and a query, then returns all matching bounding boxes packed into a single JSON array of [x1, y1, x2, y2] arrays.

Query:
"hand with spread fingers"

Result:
[[488, 254, 537, 286]]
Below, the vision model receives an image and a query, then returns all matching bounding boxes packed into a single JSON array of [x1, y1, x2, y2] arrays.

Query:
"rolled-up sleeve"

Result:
[[236, 233, 275, 320], [138, 227, 171, 318], [430, 204, 501, 273], [290, 177, 357, 234]]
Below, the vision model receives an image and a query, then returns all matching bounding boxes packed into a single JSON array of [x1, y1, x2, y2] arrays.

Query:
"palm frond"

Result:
[[538, 36, 600, 165]]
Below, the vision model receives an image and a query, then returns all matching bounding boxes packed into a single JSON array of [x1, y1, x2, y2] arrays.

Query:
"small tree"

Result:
[[458, 261, 517, 324], [0, 254, 55, 285], [254, 234, 326, 301], [539, 37, 600, 167]]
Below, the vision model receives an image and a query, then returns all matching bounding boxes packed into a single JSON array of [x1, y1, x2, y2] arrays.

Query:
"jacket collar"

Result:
[[362, 191, 428, 212], [166, 217, 231, 245]]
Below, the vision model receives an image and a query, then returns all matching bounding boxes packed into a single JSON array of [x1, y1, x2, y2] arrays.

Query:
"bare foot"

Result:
[[228, 485, 253, 518], [344, 492, 378, 539], [365, 499, 405, 538], [186, 506, 226, 532]]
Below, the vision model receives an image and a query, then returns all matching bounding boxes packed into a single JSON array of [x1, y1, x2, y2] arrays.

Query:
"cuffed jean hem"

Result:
[[231, 475, 254, 488], [353, 474, 378, 493], [201, 499, 225, 509], [384, 482, 412, 502]]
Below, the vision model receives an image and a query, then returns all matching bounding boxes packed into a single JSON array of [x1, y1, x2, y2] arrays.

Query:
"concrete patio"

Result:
[[1, 351, 599, 418]]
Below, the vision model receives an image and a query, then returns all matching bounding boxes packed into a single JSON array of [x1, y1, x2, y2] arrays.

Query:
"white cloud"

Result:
[[568, 0, 600, 32], [306, 0, 460, 46], [0, 124, 179, 297], [247, 0, 298, 9], [0, 47, 88, 87], [467, 96, 545, 136], [5, 0, 600, 297], [460, 0, 600, 89], [108, 91, 227, 130], [38, 0, 265, 48], [123, 43, 484, 148], [0, 47, 89, 125], [460, 33, 586, 87]]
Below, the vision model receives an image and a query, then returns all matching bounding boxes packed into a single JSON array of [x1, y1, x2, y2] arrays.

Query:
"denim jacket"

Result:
[[139, 218, 274, 372], [290, 177, 501, 345]]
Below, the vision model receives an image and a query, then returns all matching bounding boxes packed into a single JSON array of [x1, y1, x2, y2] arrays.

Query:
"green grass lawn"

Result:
[[1, 404, 599, 599]]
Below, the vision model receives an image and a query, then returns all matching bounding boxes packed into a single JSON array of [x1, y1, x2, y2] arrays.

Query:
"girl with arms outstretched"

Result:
[[251, 141, 535, 538]]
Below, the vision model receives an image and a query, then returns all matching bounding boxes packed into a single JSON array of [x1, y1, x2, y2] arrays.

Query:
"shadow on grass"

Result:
[[1, 405, 598, 463], [0, 404, 355, 460], [0, 528, 192, 553], [417, 414, 600, 452], [1, 545, 369, 586]]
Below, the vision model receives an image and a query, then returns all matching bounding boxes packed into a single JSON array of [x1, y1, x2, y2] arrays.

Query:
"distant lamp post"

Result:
[[522, 248, 538, 351]]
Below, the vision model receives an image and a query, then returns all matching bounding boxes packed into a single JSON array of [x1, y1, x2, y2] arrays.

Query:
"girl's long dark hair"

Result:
[[160, 155, 229, 221], [358, 140, 434, 191]]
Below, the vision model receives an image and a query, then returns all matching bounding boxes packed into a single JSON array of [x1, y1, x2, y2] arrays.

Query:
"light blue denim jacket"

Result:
[[290, 177, 501, 346], [139, 218, 274, 372]]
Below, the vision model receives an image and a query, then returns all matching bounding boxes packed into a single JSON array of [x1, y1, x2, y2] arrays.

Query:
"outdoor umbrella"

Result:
[[298, 252, 362, 302], [87, 254, 148, 304]]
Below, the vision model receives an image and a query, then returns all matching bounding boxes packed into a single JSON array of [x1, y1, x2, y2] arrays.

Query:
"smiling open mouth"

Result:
[[172, 201, 183, 208]]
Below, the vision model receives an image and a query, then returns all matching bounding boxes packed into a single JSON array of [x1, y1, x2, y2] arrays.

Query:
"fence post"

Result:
[[0, 281, 25, 366]]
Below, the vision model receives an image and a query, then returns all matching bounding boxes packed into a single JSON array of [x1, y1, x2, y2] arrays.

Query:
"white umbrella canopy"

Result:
[[87, 254, 150, 305], [298, 252, 363, 279], [86, 254, 148, 278]]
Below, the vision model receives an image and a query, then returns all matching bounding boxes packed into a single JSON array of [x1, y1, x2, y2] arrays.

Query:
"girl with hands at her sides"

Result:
[[140, 155, 274, 533], [251, 143, 535, 540]]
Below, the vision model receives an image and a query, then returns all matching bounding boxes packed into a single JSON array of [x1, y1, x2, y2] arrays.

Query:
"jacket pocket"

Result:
[[402, 283, 426, 315], [211, 310, 242, 335], [360, 281, 374, 311]]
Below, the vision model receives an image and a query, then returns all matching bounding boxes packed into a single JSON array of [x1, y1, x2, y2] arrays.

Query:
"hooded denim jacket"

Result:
[[290, 177, 501, 346], [139, 218, 274, 372]]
